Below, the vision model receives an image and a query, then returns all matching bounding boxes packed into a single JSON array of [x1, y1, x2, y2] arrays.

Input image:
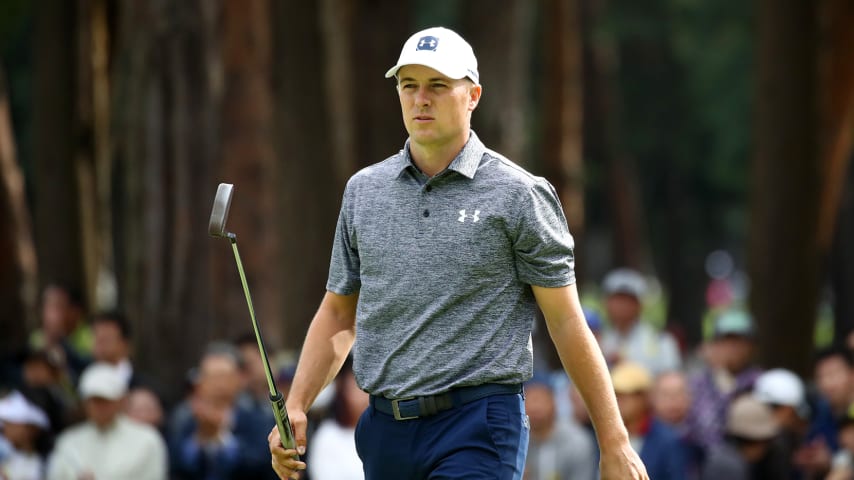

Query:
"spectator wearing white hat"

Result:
[[46, 362, 167, 480], [0, 390, 51, 480], [599, 268, 681, 375], [753, 368, 833, 479]]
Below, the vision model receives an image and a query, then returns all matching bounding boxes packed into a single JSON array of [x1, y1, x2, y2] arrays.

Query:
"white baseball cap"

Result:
[[79, 362, 128, 400], [0, 391, 50, 429], [602, 268, 647, 299], [385, 27, 479, 84], [753, 368, 810, 418]]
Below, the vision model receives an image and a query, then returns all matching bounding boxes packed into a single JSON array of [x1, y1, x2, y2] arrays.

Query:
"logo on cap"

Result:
[[416, 36, 438, 51]]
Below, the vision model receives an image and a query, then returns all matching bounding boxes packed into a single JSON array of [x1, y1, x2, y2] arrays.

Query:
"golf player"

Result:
[[270, 26, 648, 480]]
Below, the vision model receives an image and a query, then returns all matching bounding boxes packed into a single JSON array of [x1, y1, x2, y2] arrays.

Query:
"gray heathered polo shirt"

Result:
[[327, 132, 575, 398]]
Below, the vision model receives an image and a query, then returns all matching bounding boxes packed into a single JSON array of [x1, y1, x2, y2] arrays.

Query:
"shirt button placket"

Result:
[[422, 183, 433, 219]]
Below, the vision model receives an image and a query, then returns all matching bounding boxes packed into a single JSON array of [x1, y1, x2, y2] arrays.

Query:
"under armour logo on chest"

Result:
[[458, 209, 480, 223]]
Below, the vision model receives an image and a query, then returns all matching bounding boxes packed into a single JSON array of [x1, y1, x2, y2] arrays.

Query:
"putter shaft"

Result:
[[229, 238, 297, 451]]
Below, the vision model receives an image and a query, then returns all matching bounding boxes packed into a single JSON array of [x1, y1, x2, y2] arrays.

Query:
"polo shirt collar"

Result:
[[394, 131, 485, 180]]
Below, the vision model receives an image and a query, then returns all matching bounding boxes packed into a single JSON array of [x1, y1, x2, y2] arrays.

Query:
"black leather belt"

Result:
[[370, 383, 522, 421]]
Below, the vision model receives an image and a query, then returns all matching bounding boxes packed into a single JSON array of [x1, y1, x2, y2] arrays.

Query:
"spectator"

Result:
[[19, 349, 78, 431], [234, 334, 278, 432], [652, 370, 691, 426], [28, 283, 92, 379], [308, 356, 368, 480], [612, 362, 687, 479], [0, 390, 51, 480], [686, 308, 762, 449], [47, 362, 167, 480], [827, 404, 854, 480], [599, 268, 681, 374], [524, 373, 596, 480], [168, 342, 275, 480], [234, 334, 273, 410], [701, 394, 787, 480], [753, 368, 832, 479], [91, 311, 150, 390], [814, 346, 854, 420], [652, 370, 703, 477], [126, 386, 166, 433], [583, 307, 603, 344]]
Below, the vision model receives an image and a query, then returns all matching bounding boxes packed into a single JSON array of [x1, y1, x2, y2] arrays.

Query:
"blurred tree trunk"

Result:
[[217, 0, 281, 344], [535, 0, 585, 370], [0, 68, 37, 351], [831, 163, 854, 339], [112, 0, 220, 402], [817, 0, 854, 341], [749, 0, 819, 375], [583, 0, 647, 271], [462, 0, 535, 166], [540, 0, 584, 251], [112, 0, 278, 401], [76, 0, 116, 312], [32, 1, 84, 295], [351, 0, 411, 168], [272, 0, 412, 351], [816, 0, 854, 252], [273, 0, 339, 352]]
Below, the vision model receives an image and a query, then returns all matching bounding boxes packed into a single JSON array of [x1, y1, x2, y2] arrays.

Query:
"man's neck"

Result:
[[409, 131, 469, 177]]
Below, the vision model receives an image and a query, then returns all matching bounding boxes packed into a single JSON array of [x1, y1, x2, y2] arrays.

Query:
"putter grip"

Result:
[[271, 392, 297, 451]]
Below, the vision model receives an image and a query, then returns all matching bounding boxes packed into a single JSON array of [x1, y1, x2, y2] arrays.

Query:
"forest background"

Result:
[[0, 0, 852, 402]]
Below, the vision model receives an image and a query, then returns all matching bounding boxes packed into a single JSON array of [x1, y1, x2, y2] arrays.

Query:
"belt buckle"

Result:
[[391, 397, 418, 420]]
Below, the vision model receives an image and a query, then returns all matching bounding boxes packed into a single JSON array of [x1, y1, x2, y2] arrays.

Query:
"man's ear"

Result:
[[469, 84, 482, 111]]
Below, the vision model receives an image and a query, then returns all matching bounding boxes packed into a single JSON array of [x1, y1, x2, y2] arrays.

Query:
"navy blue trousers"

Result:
[[355, 393, 529, 480]]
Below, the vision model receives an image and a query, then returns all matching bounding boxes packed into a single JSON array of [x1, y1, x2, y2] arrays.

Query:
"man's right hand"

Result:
[[269, 408, 308, 479]]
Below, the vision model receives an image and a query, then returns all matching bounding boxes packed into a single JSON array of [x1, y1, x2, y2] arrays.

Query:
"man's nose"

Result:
[[414, 86, 430, 106]]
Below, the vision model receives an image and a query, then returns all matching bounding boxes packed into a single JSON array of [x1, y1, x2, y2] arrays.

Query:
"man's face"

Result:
[[85, 396, 123, 429], [616, 391, 648, 425], [396, 65, 480, 148], [715, 335, 754, 373], [604, 293, 641, 330], [652, 372, 691, 425], [93, 321, 129, 364], [815, 356, 853, 412], [524, 384, 556, 434], [41, 286, 70, 339]]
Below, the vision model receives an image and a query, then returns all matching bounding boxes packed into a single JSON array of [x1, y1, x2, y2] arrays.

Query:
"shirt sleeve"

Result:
[[512, 178, 576, 287], [326, 181, 361, 295]]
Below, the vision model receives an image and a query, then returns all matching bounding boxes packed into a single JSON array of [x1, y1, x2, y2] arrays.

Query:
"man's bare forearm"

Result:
[[547, 308, 628, 444], [532, 284, 629, 445]]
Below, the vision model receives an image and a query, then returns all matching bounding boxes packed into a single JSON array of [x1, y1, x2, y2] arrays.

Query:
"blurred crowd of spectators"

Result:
[[0, 283, 366, 480], [3, 270, 854, 480], [527, 268, 854, 480]]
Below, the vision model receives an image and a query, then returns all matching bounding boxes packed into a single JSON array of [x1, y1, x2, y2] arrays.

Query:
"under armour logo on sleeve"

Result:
[[458, 209, 480, 223]]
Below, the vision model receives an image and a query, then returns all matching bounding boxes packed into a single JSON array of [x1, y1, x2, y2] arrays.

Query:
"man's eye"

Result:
[[431, 83, 447, 89], [401, 84, 416, 90]]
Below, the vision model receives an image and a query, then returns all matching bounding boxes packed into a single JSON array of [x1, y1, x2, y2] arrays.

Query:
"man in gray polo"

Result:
[[269, 26, 648, 480]]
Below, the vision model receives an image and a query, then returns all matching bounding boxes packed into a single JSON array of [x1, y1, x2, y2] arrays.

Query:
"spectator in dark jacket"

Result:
[[612, 362, 688, 480]]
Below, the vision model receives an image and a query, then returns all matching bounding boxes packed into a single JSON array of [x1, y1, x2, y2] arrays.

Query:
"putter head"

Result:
[[209, 183, 234, 239]]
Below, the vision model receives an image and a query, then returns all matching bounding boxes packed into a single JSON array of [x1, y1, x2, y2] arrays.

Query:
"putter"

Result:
[[208, 183, 297, 454]]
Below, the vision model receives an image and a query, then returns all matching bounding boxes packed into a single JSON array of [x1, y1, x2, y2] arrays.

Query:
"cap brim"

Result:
[[385, 65, 400, 78]]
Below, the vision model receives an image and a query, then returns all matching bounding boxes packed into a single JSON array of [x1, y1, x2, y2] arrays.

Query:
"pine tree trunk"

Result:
[[0, 68, 38, 351], [749, 0, 819, 375], [32, 1, 85, 293]]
